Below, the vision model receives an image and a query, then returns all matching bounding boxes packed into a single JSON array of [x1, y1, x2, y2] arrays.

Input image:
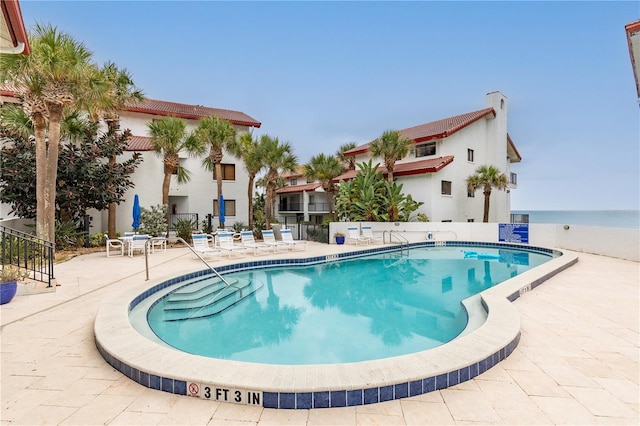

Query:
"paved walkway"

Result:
[[1, 243, 638, 425]]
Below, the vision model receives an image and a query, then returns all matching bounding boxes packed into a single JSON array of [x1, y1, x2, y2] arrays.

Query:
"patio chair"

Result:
[[151, 232, 168, 253], [262, 229, 292, 252], [347, 227, 370, 245], [280, 229, 308, 251], [128, 235, 149, 257], [217, 231, 248, 258], [191, 234, 220, 259], [240, 231, 272, 255], [105, 236, 124, 257], [361, 226, 383, 244]]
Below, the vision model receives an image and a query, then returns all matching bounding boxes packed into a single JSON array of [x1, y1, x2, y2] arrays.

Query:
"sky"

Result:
[[17, 0, 640, 211]]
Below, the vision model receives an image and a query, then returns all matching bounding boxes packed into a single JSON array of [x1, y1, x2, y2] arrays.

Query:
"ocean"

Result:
[[510, 210, 640, 229]]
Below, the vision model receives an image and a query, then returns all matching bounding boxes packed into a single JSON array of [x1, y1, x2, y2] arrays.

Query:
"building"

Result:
[[625, 19, 640, 104], [0, 88, 261, 233], [104, 98, 261, 233], [273, 91, 520, 225], [0, 0, 30, 55]]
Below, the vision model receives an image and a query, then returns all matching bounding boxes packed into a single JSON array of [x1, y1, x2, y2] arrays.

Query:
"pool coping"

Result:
[[94, 242, 578, 409]]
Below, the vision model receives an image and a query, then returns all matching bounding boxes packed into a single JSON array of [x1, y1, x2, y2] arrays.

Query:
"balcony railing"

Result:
[[307, 203, 329, 212], [278, 202, 303, 212]]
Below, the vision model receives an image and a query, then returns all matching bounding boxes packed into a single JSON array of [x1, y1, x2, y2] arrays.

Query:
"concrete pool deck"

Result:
[[1, 242, 638, 425]]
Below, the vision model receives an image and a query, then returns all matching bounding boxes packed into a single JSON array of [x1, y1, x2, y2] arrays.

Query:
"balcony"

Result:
[[278, 202, 303, 212], [308, 203, 329, 212]]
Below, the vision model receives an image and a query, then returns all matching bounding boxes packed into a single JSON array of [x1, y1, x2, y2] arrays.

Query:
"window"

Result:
[[441, 180, 452, 195], [467, 149, 474, 162], [213, 164, 236, 181], [290, 178, 297, 186], [415, 142, 436, 157], [467, 219, 475, 222], [510, 172, 517, 185], [213, 199, 236, 216], [467, 189, 475, 198]]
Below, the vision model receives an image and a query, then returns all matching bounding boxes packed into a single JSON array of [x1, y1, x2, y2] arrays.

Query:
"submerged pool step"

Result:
[[162, 278, 261, 322], [167, 277, 240, 303]]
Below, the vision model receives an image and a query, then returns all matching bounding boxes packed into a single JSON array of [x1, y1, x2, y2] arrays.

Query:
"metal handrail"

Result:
[[384, 230, 409, 256], [172, 237, 234, 288]]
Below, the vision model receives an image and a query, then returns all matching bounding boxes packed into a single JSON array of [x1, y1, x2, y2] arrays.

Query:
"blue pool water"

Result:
[[146, 246, 553, 365]]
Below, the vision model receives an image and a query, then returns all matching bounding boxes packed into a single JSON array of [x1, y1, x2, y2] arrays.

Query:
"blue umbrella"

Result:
[[132, 194, 141, 230], [219, 194, 225, 228]]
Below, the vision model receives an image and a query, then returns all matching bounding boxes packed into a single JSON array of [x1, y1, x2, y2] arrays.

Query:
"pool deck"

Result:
[[1, 242, 638, 425]]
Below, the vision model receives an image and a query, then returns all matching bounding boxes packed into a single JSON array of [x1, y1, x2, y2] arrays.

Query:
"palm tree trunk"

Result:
[[162, 170, 172, 230], [483, 188, 492, 223], [323, 189, 334, 220], [215, 162, 224, 227], [247, 174, 255, 230], [45, 103, 64, 242], [33, 113, 48, 241], [107, 121, 118, 238]]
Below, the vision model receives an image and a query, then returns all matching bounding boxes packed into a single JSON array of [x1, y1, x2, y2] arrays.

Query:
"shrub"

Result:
[[139, 204, 168, 237], [175, 218, 197, 243]]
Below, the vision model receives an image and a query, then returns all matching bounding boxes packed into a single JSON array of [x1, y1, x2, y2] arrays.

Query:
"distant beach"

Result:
[[511, 210, 640, 229]]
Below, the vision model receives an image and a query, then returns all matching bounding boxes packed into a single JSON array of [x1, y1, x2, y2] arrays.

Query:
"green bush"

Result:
[[55, 220, 84, 250], [139, 204, 168, 237], [175, 218, 197, 243]]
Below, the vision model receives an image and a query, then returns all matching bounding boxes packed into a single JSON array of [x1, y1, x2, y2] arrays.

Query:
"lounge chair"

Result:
[[240, 231, 272, 255], [128, 235, 149, 257], [262, 229, 292, 252], [361, 226, 383, 244], [347, 227, 370, 245], [191, 234, 220, 259], [105, 236, 124, 257], [217, 231, 248, 258], [280, 229, 308, 250], [151, 232, 168, 253]]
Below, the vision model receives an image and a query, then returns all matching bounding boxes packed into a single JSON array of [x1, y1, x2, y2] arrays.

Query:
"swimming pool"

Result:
[[95, 241, 577, 409], [145, 246, 553, 364]]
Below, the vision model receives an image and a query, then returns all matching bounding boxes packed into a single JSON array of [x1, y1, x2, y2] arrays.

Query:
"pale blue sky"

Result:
[[19, 1, 640, 210]]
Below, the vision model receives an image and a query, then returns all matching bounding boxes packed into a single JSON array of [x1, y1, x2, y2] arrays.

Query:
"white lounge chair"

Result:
[[151, 232, 168, 253], [217, 231, 248, 258], [128, 235, 149, 257], [191, 234, 220, 259], [105, 236, 124, 257], [280, 229, 308, 250], [262, 229, 292, 252], [240, 231, 272, 255], [347, 227, 370, 245], [361, 226, 383, 244]]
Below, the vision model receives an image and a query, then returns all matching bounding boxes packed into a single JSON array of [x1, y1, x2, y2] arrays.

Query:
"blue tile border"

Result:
[[102, 241, 565, 409]]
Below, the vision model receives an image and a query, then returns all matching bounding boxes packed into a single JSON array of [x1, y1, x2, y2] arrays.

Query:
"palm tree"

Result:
[[369, 130, 412, 184], [147, 117, 205, 228], [259, 135, 297, 228], [466, 165, 508, 222], [194, 116, 239, 228], [95, 62, 143, 239], [336, 142, 357, 170], [303, 153, 345, 220], [0, 24, 100, 242], [237, 132, 264, 230]]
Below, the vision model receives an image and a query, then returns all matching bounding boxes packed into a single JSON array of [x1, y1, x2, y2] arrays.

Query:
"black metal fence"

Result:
[[0, 225, 55, 287], [298, 223, 329, 243]]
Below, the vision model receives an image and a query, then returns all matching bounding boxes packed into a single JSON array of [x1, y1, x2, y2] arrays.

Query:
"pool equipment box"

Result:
[[188, 382, 262, 406], [499, 223, 529, 244]]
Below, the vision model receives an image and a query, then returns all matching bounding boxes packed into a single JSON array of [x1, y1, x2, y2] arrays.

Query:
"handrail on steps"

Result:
[[383, 230, 409, 256], [164, 237, 234, 288]]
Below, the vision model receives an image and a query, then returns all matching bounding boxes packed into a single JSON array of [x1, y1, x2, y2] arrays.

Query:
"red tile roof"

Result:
[[280, 166, 306, 179], [333, 156, 454, 182], [126, 136, 153, 151], [0, 86, 261, 128], [125, 98, 261, 128], [345, 108, 495, 156], [276, 183, 322, 194]]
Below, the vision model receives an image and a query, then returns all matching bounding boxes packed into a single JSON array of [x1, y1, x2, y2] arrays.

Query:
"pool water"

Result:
[[146, 246, 552, 365]]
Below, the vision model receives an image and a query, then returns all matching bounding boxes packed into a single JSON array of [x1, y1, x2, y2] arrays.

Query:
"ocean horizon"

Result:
[[510, 210, 639, 229]]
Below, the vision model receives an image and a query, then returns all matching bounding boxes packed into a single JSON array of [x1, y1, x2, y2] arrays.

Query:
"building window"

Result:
[[467, 189, 475, 198], [290, 178, 297, 186], [510, 172, 517, 185], [467, 149, 474, 162], [415, 142, 436, 157], [213, 199, 236, 216], [213, 164, 236, 181], [467, 218, 475, 222], [441, 180, 452, 195]]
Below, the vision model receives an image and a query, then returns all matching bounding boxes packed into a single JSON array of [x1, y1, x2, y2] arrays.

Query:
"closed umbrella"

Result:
[[132, 194, 141, 230], [219, 194, 225, 229]]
